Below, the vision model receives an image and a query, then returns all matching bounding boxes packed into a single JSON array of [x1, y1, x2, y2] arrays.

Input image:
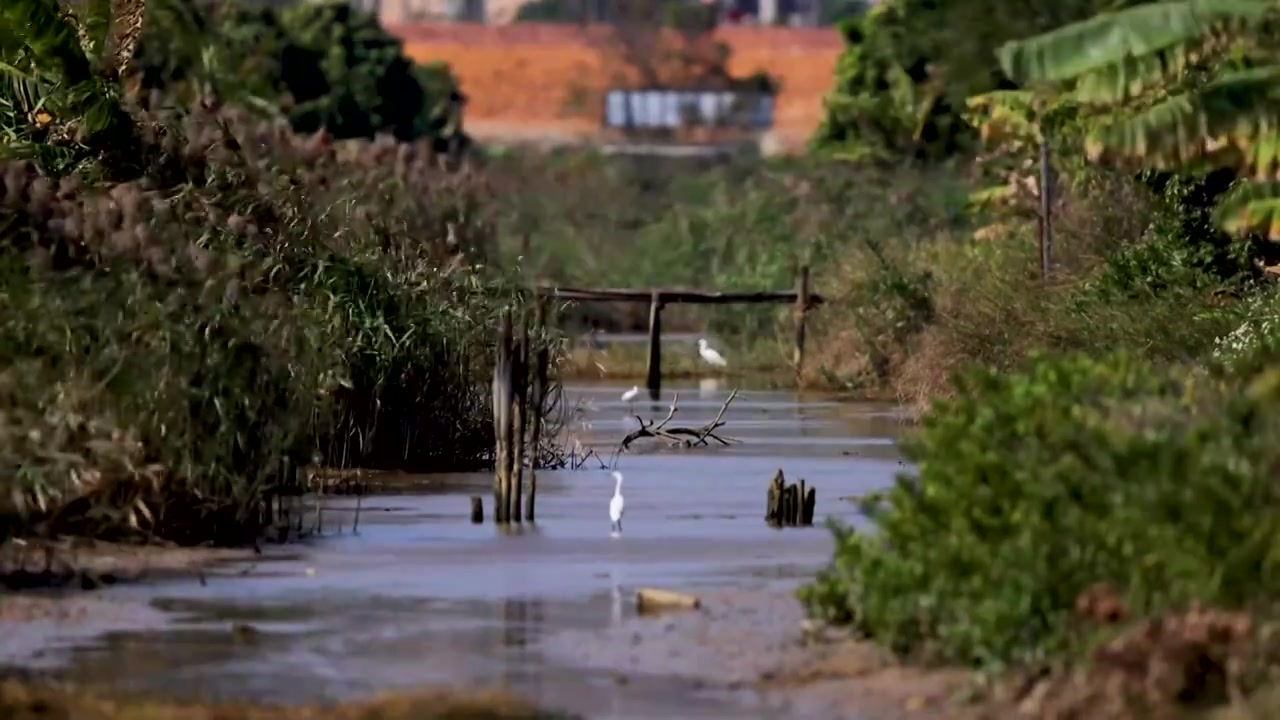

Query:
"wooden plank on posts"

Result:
[[538, 285, 825, 305], [525, 294, 550, 523], [510, 309, 529, 523], [794, 264, 810, 385], [493, 310, 513, 524], [645, 290, 663, 401]]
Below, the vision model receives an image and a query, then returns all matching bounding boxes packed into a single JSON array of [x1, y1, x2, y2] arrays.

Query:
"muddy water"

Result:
[[1, 381, 911, 719]]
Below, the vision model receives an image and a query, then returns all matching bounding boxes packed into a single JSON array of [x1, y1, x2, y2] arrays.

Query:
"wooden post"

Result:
[[1038, 132, 1053, 281], [493, 310, 513, 524], [794, 264, 810, 385], [510, 309, 529, 523], [783, 482, 798, 526], [645, 290, 663, 401], [525, 294, 550, 522], [801, 486, 816, 526], [470, 496, 484, 524], [793, 479, 803, 525], [766, 469, 784, 526]]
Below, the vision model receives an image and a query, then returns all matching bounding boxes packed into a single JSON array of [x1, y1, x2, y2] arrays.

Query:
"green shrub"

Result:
[[800, 353, 1280, 669]]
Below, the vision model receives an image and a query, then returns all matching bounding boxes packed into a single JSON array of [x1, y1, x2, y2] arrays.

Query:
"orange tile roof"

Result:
[[391, 22, 843, 152]]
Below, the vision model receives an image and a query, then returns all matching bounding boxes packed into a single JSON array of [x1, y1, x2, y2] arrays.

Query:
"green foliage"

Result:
[[133, 0, 465, 146], [0, 0, 143, 174], [800, 353, 1280, 669], [811, 0, 1133, 161], [996, 0, 1280, 238]]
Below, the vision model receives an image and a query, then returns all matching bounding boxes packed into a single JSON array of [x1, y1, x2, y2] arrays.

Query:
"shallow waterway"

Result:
[[1, 380, 912, 719]]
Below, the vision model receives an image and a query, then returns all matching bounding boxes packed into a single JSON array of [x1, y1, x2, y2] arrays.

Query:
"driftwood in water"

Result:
[[470, 496, 484, 524], [611, 389, 740, 464], [766, 469, 816, 527], [636, 587, 701, 614]]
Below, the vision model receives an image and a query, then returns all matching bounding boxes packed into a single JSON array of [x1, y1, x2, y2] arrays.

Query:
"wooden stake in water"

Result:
[[510, 309, 530, 523], [525, 294, 551, 522], [493, 310, 514, 524], [645, 290, 663, 401], [794, 264, 810, 386]]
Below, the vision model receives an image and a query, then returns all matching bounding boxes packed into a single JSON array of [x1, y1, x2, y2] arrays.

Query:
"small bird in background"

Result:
[[609, 471, 625, 535], [697, 338, 728, 367]]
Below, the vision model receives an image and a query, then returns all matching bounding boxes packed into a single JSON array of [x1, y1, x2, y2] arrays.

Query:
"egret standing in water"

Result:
[[621, 385, 639, 403], [697, 338, 727, 368], [609, 471, 625, 535]]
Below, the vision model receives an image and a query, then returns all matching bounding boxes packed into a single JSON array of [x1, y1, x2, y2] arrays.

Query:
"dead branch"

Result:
[[611, 388, 740, 465]]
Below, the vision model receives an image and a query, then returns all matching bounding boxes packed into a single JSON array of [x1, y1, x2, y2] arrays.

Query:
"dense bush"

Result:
[[0, 105, 526, 545], [800, 353, 1280, 669], [133, 0, 466, 149]]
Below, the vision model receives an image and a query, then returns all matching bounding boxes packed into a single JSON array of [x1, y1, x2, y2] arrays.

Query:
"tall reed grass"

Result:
[[0, 103, 540, 545]]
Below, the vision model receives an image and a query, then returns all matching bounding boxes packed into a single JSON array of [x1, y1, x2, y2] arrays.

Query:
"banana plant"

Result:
[[0, 0, 146, 162], [995, 0, 1280, 238]]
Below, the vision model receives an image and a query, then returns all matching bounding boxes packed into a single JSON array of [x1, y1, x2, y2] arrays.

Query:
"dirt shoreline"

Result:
[[539, 586, 981, 719], [0, 679, 576, 719], [0, 538, 260, 593]]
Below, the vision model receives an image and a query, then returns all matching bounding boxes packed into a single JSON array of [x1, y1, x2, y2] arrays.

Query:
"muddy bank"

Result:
[[541, 587, 973, 720], [0, 538, 260, 591], [0, 679, 575, 719]]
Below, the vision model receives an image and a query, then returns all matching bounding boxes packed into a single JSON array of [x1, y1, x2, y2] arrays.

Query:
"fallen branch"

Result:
[[611, 389, 740, 465]]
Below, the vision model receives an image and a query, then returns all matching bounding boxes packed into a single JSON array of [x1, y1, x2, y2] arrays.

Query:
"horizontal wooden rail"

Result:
[[536, 285, 825, 306]]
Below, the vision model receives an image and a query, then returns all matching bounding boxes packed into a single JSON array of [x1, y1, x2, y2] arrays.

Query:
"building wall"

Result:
[[390, 22, 843, 153]]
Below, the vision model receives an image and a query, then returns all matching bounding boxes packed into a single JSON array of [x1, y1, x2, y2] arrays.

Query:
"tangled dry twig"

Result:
[[610, 388, 740, 466]]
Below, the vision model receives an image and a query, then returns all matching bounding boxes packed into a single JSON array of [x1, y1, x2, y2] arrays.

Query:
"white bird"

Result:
[[697, 338, 728, 367], [620, 385, 640, 403], [609, 471, 625, 534]]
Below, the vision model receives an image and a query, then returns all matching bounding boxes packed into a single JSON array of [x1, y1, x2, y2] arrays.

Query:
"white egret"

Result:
[[697, 338, 727, 367], [620, 385, 640, 403], [609, 471, 625, 534]]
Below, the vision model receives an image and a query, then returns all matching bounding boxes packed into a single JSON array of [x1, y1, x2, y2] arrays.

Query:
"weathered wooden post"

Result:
[[510, 309, 530, 523], [645, 290, 663, 401], [1038, 131, 1054, 281], [801, 485, 816, 526], [470, 496, 484, 524], [793, 479, 803, 525], [766, 469, 785, 527], [525, 294, 551, 522], [493, 310, 514, 524], [794, 264, 810, 385]]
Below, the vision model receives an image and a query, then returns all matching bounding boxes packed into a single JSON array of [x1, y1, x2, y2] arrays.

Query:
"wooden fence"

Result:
[[485, 266, 823, 526], [538, 265, 823, 400]]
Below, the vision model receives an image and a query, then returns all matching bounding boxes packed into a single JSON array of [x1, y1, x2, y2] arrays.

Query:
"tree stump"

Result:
[[766, 469, 785, 527], [470, 496, 484, 524], [801, 487, 816, 526]]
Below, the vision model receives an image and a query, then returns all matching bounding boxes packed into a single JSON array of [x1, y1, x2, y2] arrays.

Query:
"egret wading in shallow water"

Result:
[[697, 338, 727, 368], [621, 385, 639, 403], [609, 471, 625, 535]]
